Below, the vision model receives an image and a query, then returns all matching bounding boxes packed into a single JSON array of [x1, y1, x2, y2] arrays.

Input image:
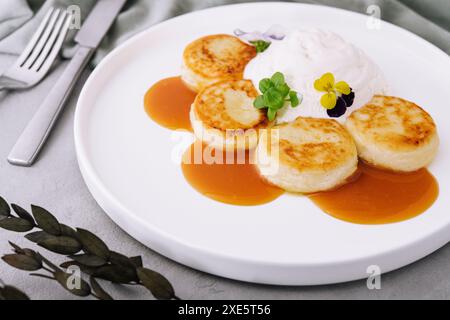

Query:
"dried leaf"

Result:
[[54, 271, 91, 297], [38, 236, 82, 255], [11, 204, 35, 224], [0, 217, 34, 232], [76, 228, 110, 260], [59, 224, 78, 238], [31, 205, 61, 236], [93, 264, 138, 284], [25, 231, 54, 244], [0, 286, 30, 300], [129, 256, 143, 268], [90, 277, 113, 300], [109, 251, 135, 268], [8, 243, 41, 262], [137, 268, 175, 300], [60, 261, 97, 276], [2, 254, 42, 271], [60, 261, 95, 275], [9, 241, 24, 254], [0, 196, 10, 217], [69, 254, 106, 267], [37, 253, 60, 272]]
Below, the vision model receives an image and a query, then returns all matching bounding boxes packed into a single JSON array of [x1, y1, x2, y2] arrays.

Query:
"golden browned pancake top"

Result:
[[183, 34, 256, 80], [347, 95, 437, 151], [269, 117, 357, 172], [194, 80, 266, 130]]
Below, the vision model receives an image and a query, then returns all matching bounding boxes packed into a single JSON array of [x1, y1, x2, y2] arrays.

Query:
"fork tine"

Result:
[[32, 11, 70, 72], [23, 8, 61, 69], [16, 8, 55, 66], [36, 13, 72, 74]]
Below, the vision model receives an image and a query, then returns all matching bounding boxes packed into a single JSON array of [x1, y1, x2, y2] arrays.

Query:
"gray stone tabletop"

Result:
[[0, 59, 450, 300]]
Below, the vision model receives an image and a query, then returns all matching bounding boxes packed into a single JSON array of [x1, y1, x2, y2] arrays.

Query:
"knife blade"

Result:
[[75, 0, 127, 48], [8, 0, 128, 167]]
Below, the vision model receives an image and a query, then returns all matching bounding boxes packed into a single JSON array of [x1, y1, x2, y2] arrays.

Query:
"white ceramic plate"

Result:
[[74, 3, 450, 285]]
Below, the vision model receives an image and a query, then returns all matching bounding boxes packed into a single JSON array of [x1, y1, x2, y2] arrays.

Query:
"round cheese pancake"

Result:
[[181, 34, 256, 92], [256, 117, 358, 193], [190, 80, 267, 151], [346, 95, 439, 172]]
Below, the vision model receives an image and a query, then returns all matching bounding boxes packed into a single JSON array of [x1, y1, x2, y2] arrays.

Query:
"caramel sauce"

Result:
[[181, 142, 284, 206], [309, 162, 439, 224], [144, 77, 196, 131], [145, 76, 439, 223]]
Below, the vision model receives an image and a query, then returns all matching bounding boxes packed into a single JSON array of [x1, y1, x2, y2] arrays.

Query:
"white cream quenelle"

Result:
[[244, 29, 389, 123]]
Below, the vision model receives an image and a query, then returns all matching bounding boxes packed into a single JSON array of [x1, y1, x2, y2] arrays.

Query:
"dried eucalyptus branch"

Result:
[[0, 278, 29, 300], [0, 196, 179, 300]]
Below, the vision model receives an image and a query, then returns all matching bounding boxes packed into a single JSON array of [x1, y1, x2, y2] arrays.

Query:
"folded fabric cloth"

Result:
[[0, 0, 449, 71]]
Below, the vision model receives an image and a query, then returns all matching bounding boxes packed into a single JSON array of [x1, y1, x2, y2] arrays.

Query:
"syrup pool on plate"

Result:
[[144, 76, 196, 131], [309, 162, 439, 224], [181, 142, 284, 206]]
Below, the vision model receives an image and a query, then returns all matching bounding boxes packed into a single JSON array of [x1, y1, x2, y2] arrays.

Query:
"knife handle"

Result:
[[8, 46, 94, 167]]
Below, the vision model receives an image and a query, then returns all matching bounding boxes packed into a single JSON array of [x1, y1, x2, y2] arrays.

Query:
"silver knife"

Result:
[[8, 0, 127, 166]]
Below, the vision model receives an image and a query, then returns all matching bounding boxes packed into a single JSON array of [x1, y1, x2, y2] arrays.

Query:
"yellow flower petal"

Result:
[[314, 79, 327, 92], [335, 81, 351, 95], [321, 72, 335, 87], [314, 72, 335, 92], [320, 92, 337, 109]]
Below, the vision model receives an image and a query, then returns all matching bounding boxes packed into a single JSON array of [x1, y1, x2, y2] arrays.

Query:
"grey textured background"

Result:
[[1, 0, 450, 300]]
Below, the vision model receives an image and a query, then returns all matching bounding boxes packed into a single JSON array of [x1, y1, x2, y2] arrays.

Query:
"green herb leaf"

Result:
[[271, 72, 285, 87], [76, 228, 110, 260], [137, 267, 175, 300], [264, 87, 285, 110], [249, 40, 271, 53], [253, 95, 266, 109], [289, 91, 300, 107], [0, 196, 10, 217], [0, 217, 34, 232], [267, 108, 277, 121], [31, 205, 61, 236], [276, 83, 290, 97], [253, 72, 303, 121], [2, 254, 42, 271], [259, 78, 272, 93]]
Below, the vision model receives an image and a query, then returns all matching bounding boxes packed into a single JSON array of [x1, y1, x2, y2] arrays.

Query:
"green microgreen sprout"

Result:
[[249, 40, 271, 53], [253, 72, 302, 121]]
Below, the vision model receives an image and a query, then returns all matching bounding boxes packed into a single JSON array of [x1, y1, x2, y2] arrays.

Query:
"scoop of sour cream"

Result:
[[244, 29, 389, 123]]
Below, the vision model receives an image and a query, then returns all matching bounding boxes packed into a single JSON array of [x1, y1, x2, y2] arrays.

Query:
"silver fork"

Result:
[[0, 8, 72, 91]]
